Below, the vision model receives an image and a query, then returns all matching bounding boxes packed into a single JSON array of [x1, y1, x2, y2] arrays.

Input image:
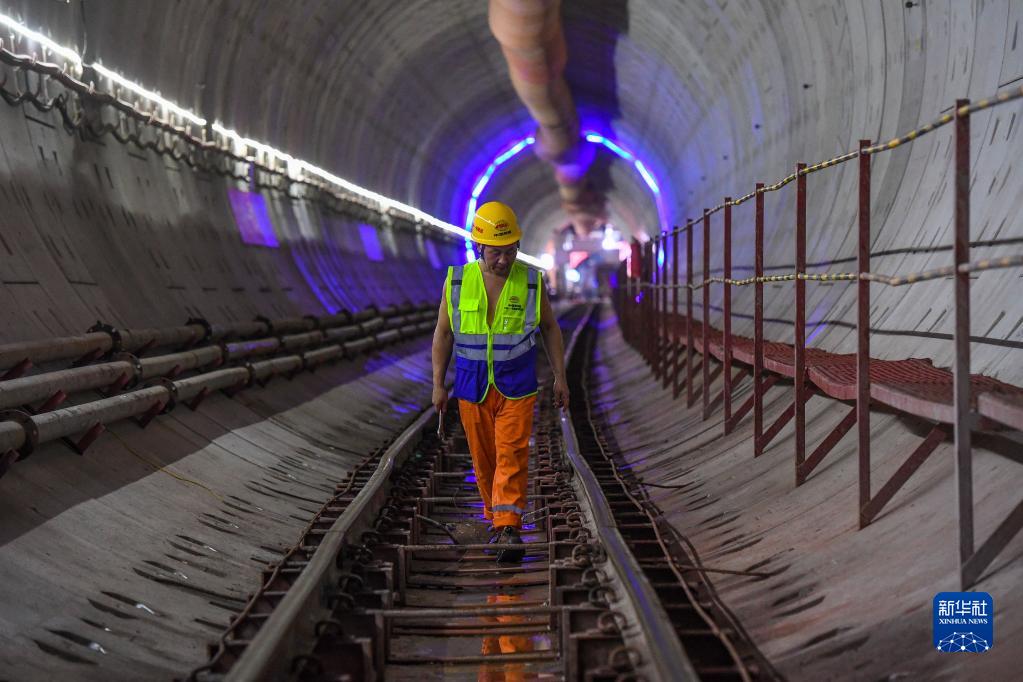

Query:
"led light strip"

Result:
[[465, 131, 670, 257], [92, 62, 206, 126], [0, 13, 544, 269], [583, 132, 667, 229], [0, 12, 81, 65]]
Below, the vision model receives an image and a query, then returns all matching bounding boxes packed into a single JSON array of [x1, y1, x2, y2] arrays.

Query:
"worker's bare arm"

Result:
[[538, 280, 569, 410], [432, 283, 454, 413]]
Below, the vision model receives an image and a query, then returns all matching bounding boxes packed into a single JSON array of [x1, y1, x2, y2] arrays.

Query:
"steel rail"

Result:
[[195, 306, 671, 679], [224, 406, 437, 682], [581, 370, 759, 681], [188, 439, 393, 680], [559, 305, 699, 682], [576, 309, 767, 681]]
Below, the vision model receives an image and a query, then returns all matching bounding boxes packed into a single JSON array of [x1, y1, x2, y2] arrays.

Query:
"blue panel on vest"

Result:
[[493, 345, 538, 398], [454, 355, 489, 402]]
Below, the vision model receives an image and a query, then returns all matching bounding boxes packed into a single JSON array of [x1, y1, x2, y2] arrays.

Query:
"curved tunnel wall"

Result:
[[660, 1, 1023, 383], [9, 0, 1012, 383], [0, 53, 463, 343]]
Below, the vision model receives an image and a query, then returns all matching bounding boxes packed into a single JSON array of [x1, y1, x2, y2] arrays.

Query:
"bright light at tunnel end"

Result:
[[465, 130, 669, 266], [0, 14, 548, 266]]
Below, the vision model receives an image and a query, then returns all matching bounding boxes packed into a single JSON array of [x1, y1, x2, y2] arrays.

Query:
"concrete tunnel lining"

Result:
[[0, 0, 1022, 679]]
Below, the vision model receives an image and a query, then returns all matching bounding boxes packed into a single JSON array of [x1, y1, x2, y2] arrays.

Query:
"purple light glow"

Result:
[[463, 136, 536, 229], [805, 299, 833, 345], [365, 352, 400, 374], [806, 319, 830, 343], [229, 188, 279, 247], [425, 238, 442, 269], [359, 223, 385, 262], [289, 242, 340, 314], [462, 128, 672, 240]]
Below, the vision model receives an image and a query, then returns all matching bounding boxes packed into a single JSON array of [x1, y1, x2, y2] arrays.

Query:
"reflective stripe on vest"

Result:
[[446, 261, 541, 403]]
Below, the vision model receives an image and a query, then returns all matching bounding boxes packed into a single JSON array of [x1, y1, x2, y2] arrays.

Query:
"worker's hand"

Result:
[[552, 378, 570, 412], [432, 385, 449, 414]]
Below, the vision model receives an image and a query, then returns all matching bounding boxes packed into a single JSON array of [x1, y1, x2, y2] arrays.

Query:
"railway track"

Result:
[[189, 304, 772, 681]]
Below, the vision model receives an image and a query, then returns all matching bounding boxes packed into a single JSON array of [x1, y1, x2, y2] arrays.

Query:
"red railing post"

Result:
[[647, 240, 655, 366], [641, 241, 648, 361], [754, 183, 765, 456], [630, 239, 642, 347], [686, 223, 695, 407], [624, 244, 632, 344], [619, 260, 626, 342], [653, 236, 661, 377], [723, 197, 733, 432], [627, 259, 634, 343], [857, 140, 872, 528], [672, 226, 681, 398], [644, 240, 651, 363], [702, 209, 711, 419], [953, 99, 974, 580], [638, 242, 646, 355], [795, 163, 808, 480], [660, 230, 669, 383], [619, 261, 626, 340]]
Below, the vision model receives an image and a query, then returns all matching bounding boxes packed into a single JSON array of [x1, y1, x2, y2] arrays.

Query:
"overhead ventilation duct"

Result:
[[489, 0, 604, 233]]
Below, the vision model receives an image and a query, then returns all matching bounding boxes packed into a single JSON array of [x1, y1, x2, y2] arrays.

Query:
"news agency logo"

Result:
[[933, 592, 993, 653]]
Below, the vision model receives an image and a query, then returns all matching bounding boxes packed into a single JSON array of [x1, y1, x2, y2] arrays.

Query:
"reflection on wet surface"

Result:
[[385, 441, 561, 681], [478, 593, 540, 682]]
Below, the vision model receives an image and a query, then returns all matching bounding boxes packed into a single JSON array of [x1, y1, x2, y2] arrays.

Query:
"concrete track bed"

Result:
[[589, 306, 1022, 681], [0, 338, 434, 680]]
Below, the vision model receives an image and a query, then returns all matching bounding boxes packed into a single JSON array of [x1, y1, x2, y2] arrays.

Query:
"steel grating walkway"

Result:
[[671, 313, 1023, 429]]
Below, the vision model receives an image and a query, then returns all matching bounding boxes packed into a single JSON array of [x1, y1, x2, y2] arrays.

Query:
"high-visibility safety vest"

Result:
[[446, 260, 541, 403]]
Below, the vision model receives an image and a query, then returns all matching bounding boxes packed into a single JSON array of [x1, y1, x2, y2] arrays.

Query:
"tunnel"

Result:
[[0, 1, 1020, 680]]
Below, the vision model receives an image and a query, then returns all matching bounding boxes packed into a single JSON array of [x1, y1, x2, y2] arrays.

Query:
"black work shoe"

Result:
[[491, 526, 524, 564]]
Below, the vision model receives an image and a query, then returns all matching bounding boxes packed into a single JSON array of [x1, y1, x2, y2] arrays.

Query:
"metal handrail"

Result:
[[622, 88, 1023, 592], [664, 83, 1023, 234], [633, 253, 1023, 290]]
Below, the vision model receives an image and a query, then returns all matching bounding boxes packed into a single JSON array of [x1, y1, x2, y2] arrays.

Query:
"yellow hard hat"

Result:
[[471, 201, 522, 246]]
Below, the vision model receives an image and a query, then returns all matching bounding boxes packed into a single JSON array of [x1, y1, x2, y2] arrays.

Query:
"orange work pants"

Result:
[[458, 388, 535, 529]]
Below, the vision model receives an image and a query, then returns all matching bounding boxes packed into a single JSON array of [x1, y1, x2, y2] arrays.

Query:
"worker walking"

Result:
[[432, 201, 569, 562]]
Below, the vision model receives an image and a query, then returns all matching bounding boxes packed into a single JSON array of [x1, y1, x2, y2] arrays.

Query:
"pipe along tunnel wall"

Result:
[[0, 48, 463, 678]]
